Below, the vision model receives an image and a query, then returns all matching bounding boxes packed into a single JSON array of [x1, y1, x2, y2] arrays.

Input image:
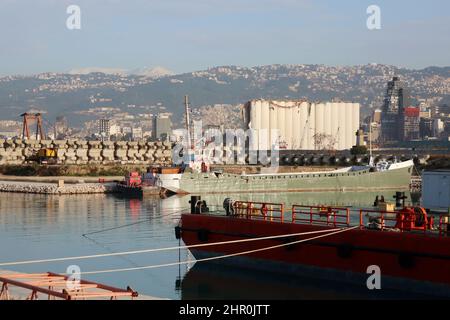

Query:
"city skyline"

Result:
[[1, 0, 450, 76]]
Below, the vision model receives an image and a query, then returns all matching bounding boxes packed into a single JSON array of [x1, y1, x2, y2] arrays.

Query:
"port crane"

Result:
[[20, 113, 45, 140]]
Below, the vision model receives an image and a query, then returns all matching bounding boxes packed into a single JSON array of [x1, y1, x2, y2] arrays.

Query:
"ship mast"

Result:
[[369, 123, 373, 158], [369, 121, 374, 167], [184, 95, 191, 151]]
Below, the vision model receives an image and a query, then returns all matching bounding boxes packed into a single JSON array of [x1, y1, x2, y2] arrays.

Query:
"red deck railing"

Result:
[[231, 201, 450, 237], [292, 205, 350, 227], [233, 201, 284, 222]]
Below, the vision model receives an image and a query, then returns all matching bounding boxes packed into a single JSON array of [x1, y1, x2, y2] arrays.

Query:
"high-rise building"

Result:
[[433, 119, 445, 138], [98, 119, 110, 140], [432, 104, 450, 117], [109, 124, 121, 136], [152, 113, 172, 141], [381, 77, 409, 143], [400, 107, 420, 141], [355, 129, 365, 147], [373, 109, 382, 124], [368, 122, 381, 146], [132, 127, 143, 140], [420, 118, 434, 139], [419, 109, 431, 118]]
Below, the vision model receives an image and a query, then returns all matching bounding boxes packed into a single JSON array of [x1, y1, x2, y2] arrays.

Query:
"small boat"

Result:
[[116, 171, 160, 198]]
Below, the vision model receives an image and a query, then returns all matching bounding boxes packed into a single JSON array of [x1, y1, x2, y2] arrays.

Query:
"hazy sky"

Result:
[[1, 0, 449, 76]]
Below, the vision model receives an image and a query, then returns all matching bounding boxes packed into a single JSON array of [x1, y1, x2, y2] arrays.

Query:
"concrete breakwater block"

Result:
[[0, 139, 172, 165], [101, 149, 115, 161], [53, 140, 68, 148], [88, 149, 102, 161], [102, 141, 115, 148]]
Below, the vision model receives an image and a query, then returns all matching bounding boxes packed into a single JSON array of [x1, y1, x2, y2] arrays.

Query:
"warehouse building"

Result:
[[242, 99, 360, 151]]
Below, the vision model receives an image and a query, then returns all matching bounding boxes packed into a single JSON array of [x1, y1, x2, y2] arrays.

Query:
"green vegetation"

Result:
[[350, 145, 368, 155], [0, 164, 150, 177]]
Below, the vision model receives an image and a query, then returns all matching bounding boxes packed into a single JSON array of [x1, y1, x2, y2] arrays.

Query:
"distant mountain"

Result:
[[0, 64, 449, 127], [68, 67, 128, 76], [127, 66, 174, 78], [69, 66, 174, 79]]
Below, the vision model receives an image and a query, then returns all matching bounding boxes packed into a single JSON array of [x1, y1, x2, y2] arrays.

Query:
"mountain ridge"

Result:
[[0, 64, 449, 127]]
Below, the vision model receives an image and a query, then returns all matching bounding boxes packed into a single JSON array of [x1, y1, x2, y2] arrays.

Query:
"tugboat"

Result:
[[116, 167, 184, 197], [176, 198, 450, 297], [116, 170, 160, 197]]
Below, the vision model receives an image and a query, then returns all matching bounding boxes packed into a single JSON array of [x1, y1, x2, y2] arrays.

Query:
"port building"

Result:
[[242, 99, 360, 150]]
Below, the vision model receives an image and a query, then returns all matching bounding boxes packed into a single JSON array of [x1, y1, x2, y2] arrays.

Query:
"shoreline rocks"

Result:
[[0, 181, 117, 195]]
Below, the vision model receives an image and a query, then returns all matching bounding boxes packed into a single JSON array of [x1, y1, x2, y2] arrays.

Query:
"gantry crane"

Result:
[[20, 113, 45, 140]]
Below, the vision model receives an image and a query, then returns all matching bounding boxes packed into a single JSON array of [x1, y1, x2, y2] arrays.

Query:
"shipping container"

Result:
[[422, 170, 450, 211]]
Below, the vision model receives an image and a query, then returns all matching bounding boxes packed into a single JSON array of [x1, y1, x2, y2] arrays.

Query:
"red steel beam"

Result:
[[0, 272, 138, 300]]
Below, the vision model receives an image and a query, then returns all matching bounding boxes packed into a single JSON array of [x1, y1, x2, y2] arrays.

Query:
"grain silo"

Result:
[[243, 99, 360, 151]]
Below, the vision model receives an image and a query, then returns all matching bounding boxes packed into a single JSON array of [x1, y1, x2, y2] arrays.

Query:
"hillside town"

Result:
[[0, 65, 448, 149]]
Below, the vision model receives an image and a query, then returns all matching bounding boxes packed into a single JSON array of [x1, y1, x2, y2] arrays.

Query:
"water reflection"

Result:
[[0, 189, 421, 300], [181, 263, 436, 300], [172, 190, 417, 211], [0, 193, 184, 299]]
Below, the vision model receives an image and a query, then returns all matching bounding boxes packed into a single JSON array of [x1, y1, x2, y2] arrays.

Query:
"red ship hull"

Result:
[[180, 213, 450, 297]]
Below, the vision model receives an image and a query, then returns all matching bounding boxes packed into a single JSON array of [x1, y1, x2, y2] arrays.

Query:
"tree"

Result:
[[350, 145, 368, 155]]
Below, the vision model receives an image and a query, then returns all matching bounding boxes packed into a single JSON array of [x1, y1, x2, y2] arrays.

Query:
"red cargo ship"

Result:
[[177, 199, 450, 297]]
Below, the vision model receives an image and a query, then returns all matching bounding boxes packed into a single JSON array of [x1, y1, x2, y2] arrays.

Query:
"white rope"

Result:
[[0, 227, 346, 267], [82, 208, 186, 236], [81, 226, 359, 275]]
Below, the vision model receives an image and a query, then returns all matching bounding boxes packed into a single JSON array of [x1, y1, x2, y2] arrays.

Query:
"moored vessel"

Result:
[[177, 198, 450, 297], [158, 160, 414, 194], [116, 171, 160, 197]]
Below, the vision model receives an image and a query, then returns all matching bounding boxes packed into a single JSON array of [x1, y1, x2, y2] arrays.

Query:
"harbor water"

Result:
[[0, 190, 428, 300]]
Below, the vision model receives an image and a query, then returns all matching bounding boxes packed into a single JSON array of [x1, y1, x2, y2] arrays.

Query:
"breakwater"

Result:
[[0, 181, 116, 194], [0, 139, 172, 165]]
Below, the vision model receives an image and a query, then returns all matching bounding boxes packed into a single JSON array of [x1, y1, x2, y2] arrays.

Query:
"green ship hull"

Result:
[[157, 161, 414, 194]]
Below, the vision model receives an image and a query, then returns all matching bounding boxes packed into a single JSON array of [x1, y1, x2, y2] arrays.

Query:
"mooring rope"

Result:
[[0, 227, 351, 267], [81, 226, 359, 275], [82, 207, 187, 236]]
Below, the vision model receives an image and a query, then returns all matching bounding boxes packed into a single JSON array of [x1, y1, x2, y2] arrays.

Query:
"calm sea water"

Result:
[[0, 191, 423, 300]]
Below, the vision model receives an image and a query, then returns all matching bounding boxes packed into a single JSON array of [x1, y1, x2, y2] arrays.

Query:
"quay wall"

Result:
[[0, 139, 172, 165]]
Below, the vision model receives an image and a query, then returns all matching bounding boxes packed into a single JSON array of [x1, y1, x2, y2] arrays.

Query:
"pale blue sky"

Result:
[[0, 0, 449, 76]]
